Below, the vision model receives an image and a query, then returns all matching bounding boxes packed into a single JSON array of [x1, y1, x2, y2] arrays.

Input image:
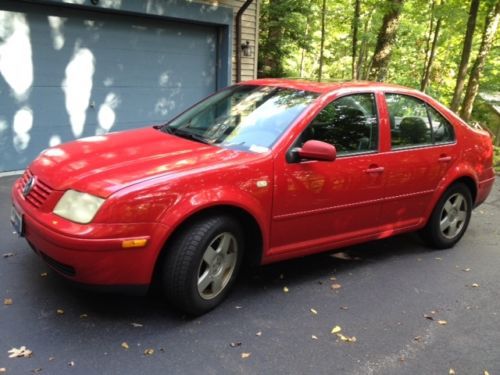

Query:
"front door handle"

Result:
[[364, 165, 384, 174], [438, 154, 452, 162]]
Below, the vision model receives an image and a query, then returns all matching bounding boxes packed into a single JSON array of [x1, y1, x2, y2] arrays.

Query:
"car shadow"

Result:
[[41, 232, 435, 322]]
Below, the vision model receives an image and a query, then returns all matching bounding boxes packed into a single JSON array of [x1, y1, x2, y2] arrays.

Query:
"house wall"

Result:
[[196, 0, 259, 83]]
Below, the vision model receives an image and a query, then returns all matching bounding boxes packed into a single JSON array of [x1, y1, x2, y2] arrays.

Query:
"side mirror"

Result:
[[297, 140, 336, 161]]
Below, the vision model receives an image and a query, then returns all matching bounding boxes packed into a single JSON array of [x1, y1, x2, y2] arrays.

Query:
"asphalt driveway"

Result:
[[1, 175, 499, 374]]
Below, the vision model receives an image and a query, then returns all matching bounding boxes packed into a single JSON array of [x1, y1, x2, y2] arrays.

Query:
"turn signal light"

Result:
[[121, 239, 148, 248]]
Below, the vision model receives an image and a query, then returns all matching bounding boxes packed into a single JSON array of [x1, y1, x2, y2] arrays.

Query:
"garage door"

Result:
[[0, 2, 218, 172]]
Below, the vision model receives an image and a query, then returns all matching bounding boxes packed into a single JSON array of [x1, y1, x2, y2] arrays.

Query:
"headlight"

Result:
[[53, 190, 105, 224]]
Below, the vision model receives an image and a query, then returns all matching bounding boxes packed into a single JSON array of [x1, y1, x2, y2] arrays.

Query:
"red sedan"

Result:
[[11, 79, 495, 315]]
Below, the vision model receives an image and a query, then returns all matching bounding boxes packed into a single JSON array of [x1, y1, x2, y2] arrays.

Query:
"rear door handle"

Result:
[[438, 154, 452, 162], [364, 165, 384, 174]]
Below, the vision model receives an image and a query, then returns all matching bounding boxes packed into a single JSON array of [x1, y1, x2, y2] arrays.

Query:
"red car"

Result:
[[11, 79, 495, 315]]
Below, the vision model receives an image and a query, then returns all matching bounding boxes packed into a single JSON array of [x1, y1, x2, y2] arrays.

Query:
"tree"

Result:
[[421, 1, 443, 92], [450, 0, 480, 112], [352, 0, 362, 79], [258, 0, 313, 77], [318, 0, 328, 81], [368, 0, 405, 81], [460, 0, 500, 121]]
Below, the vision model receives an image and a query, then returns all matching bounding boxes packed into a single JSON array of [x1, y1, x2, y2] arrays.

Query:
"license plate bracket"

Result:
[[10, 206, 24, 236]]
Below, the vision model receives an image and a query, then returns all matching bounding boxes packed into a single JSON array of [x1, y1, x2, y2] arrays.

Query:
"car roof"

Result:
[[241, 78, 420, 96]]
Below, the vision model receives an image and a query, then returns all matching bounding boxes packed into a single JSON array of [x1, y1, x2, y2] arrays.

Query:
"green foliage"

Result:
[[258, 0, 500, 131], [494, 146, 500, 173]]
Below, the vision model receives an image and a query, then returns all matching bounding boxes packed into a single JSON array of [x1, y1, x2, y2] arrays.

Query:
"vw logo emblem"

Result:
[[23, 176, 36, 197]]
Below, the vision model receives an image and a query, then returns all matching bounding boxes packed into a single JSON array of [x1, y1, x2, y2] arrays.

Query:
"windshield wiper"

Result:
[[169, 127, 212, 145]]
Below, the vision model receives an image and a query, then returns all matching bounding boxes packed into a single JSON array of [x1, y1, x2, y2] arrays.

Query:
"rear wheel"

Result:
[[420, 183, 472, 249], [162, 215, 243, 316]]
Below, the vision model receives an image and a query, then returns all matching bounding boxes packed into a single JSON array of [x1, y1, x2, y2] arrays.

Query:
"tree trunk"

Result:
[[460, 1, 500, 122], [367, 0, 405, 81], [421, 0, 436, 87], [299, 20, 310, 78], [318, 0, 327, 82], [420, 16, 442, 92], [357, 9, 374, 79], [450, 0, 480, 112], [352, 0, 361, 79]]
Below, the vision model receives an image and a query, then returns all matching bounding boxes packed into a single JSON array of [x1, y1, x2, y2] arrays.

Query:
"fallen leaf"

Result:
[[4, 298, 13, 305], [229, 342, 242, 348], [310, 308, 318, 315], [144, 348, 155, 356], [121, 342, 129, 350], [331, 325, 342, 334], [79, 314, 88, 319], [8, 346, 32, 358], [40, 273, 48, 277], [241, 352, 251, 359], [471, 283, 480, 288], [283, 286, 289, 293], [255, 331, 262, 337], [437, 320, 447, 325], [331, 283, 342, 290], [462, 268, 471, 272], [413, 336, 422, 341], [131, 322, 143, 328], [340, 306, 349, 310], [337, 333, 357, 343], [68, 361, 75, 367], [449, 369, 455, 375], [0, 368, 6, 373], [311, 335, 318, 340], [2, 253, 14, 258], [48, 357, 55, 361], [56, 309, 64, 315], [484, 371, 490, 375]]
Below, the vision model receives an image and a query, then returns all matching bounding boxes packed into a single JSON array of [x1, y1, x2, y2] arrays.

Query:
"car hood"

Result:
[[30, 127, 262, 197]]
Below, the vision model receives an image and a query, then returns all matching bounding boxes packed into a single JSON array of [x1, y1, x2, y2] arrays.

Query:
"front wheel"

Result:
[[161, 215, 243, 316], [420, 183, 472, 249]]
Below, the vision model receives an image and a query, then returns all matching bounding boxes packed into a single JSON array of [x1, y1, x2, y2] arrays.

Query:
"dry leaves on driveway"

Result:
[[8, 346, 32, 358]]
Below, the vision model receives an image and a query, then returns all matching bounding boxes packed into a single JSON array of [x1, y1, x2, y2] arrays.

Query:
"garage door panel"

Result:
[[0, 2, 219, 172]]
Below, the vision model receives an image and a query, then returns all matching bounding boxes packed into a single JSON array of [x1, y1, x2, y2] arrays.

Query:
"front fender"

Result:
[[155, 184, 271, 257]]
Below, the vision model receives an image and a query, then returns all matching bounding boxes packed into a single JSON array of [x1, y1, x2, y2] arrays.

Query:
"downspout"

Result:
[[236, 0, 255, 83]]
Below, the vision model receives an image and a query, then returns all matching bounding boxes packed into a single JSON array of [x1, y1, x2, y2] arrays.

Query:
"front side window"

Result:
[[296, 93, 379, 155], [160, 85, 318, 153], [386, 94, 432, 148]]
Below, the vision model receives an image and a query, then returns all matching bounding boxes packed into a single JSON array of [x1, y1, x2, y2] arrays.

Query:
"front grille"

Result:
[[39, 251, 76, 277], [19, 170, 54, 208]]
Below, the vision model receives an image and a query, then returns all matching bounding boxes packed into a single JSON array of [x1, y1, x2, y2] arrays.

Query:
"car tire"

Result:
[[420, 183, 472, 249], [162, 215, 243, 316]]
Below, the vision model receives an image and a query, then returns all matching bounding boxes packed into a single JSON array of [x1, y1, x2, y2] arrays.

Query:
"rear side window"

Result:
[[427, 105, 455, 143], [297, 93, 378, 155], [386, 93, 455, 148]]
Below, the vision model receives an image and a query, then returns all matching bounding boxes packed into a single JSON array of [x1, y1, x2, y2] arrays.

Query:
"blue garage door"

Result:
[[0, 2, 218, 172]]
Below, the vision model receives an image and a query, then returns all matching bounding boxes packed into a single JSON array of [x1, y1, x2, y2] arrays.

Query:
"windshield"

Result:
[[161, 85, 318, 153]]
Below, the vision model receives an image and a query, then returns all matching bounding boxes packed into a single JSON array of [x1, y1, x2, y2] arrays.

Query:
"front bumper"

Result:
[[11, 178, 168, 287]]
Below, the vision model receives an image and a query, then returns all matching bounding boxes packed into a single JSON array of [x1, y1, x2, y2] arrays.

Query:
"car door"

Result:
[[378, 92, 458, 229], [269, 92, 388, 257]]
